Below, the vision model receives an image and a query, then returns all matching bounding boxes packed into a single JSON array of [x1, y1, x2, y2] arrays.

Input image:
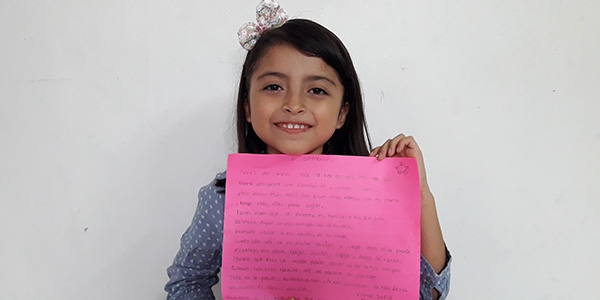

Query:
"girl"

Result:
[[165, 3, 451, 299]]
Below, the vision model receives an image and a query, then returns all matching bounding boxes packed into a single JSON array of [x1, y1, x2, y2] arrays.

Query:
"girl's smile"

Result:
[[245, 44, 348, 155], [276, 122, 311, 131]]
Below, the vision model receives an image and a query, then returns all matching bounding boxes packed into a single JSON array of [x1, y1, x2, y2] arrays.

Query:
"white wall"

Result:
[[1, 1, 599, 299]]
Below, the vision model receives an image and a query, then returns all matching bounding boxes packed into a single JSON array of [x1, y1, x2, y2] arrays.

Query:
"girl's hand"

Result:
[[371, 134, 447, 278], [369, 133, 429, 192]]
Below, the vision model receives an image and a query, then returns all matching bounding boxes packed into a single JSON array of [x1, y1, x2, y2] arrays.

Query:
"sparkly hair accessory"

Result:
[[237, 0, 288, 50]]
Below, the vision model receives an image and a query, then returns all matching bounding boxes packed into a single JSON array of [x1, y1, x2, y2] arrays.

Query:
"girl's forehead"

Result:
[[252, 44, 340, 80]]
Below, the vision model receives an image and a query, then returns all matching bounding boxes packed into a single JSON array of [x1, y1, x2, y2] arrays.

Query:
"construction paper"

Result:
[[222, 154, 421, 300]]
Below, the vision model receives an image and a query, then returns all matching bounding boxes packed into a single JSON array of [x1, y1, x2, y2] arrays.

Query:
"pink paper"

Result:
[[222, 154, 421, 300]]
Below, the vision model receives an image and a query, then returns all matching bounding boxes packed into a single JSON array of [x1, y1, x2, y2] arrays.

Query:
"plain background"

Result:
[[1, 1, 599, 299]]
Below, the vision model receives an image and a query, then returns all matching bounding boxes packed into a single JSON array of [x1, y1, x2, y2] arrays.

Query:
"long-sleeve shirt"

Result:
[[165, 172, 451, 299]]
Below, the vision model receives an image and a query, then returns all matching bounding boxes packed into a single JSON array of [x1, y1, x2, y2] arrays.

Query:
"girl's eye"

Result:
[[309, 88, 328, 95], [264, 84, 282, 91]]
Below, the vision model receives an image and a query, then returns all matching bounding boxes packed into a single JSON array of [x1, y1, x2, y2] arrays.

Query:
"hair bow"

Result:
[[237, 0, 288, 51]]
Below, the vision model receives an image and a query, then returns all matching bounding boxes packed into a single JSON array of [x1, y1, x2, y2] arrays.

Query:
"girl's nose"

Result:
[[282, 92, 305, 114]]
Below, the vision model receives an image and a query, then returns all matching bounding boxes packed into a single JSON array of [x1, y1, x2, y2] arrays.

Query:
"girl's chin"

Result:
[[266, 147, 323, 155]]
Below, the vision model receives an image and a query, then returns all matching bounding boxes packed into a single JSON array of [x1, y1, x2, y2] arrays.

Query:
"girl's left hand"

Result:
[[369, 133, 429, 191]]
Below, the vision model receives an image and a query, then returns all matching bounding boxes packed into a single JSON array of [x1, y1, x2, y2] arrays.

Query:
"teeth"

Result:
[[282, 123, 307, 129]]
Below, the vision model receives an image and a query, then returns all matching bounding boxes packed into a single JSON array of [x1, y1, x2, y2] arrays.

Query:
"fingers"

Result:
[[372, 133, 429, 189], [369, 147, 381, 158], [393, 135, 416, 157], [387, 134, 407, 157], [370, 134, 421, 160], [369, 138, 393, 160], [371, 139, 391, 160]]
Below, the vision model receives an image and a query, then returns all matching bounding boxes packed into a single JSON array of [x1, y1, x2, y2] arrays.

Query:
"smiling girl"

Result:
[[165, 2, 451, 299]]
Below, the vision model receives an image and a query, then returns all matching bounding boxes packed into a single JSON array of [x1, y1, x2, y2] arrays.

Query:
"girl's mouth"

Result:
[[276, 123, 311, 130], [277, 123, 310, 129]]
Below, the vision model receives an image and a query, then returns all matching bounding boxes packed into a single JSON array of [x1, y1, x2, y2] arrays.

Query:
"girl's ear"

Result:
[[244, 98, 252, 122], [336, 102, 350, 129]]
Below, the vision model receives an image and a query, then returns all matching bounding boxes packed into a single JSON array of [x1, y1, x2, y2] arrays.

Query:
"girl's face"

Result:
[[245, 44, 348, 155]]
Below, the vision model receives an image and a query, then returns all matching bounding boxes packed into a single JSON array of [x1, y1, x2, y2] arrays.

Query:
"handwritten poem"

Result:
[[222, 154, 421, 300]]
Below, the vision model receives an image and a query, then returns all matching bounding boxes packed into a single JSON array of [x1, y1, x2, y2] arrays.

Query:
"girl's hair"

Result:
[[236, 19, 372, 155]]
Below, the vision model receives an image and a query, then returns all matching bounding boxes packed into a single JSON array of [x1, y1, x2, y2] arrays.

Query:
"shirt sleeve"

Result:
[[165, 173, 226, 300], [419, 246, 452, 300]]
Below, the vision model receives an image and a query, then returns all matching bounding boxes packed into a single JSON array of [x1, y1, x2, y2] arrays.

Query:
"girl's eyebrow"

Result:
[[255, 72, 337, 86], [306, 75, 337, 87], [255, 71, 287, 81]]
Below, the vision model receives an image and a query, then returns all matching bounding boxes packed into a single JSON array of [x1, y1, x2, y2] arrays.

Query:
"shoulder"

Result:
[[214, 171, 226, 181], [198, 171, 226, 198]]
